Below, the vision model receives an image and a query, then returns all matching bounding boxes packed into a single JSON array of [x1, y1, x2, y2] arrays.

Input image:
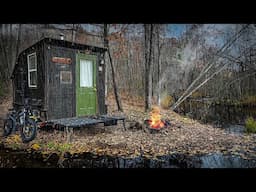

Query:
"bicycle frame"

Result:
[[9, 103, 39, 132]]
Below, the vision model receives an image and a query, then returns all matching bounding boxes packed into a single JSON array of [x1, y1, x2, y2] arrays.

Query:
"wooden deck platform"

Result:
[[44, 115, 126, 142], [47, 115, 125, 128]]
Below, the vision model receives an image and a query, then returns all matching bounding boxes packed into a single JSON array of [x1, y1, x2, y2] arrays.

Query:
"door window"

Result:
[[80, 59, 93, 87]]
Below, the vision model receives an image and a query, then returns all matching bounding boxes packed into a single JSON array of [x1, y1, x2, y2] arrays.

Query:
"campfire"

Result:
[[144, 106, 169, 132]]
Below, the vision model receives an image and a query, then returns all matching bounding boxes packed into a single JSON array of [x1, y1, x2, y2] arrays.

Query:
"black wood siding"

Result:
[[45, 45, 75, 120], [13, 43, 45, 110]]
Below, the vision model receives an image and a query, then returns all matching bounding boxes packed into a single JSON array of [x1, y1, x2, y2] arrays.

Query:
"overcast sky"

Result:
[[167, 24, 187, 38]]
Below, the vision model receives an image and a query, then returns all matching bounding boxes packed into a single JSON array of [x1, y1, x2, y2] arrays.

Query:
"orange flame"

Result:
[[149, 106, 165, 129]]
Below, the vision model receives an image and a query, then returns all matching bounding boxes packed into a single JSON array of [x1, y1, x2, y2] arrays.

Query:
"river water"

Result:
[[222, 124, 245, 135]]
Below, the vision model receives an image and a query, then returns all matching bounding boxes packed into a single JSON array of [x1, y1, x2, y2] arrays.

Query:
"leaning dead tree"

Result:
[[171, 24, 250, 110], [103, 24, 123, 112]]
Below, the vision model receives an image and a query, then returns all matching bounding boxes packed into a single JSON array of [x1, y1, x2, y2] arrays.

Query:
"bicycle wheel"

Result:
[[3, 117, 14, 136], [20, 118, 37, 143]]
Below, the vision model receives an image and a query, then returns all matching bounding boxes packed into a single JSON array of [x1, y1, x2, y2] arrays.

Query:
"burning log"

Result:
[[144, 119, 170, 134], [144, 106, 171, 133]]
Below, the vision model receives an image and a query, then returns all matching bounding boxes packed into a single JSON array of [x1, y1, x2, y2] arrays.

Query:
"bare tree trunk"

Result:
[[151, 29, 155, 101], [103, 24, 123, 112], [0, 24, 10, 80], [149, 25, 153, 106], [144, 24, 149, 111], [71, 24, 78, 44], [13, 24, 22, 71], [156, 25, 162, 106], [144, 24, 154, 111], [107, 49, 123, 111], [15, 25, 22, 59]]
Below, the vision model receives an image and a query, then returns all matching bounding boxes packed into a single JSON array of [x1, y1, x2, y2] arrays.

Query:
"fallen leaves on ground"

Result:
[[31, 143, 40, 150], [1, 98, 256, 159]]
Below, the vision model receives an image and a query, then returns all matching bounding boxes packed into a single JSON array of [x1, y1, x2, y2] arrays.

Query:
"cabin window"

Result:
[[80, 59, 93, 87], [27, 52, 37, 88], [60, 71, 72, 84]]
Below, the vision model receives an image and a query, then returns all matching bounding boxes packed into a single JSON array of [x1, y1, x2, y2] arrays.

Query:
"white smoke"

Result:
[[154, 24, 248, 105]]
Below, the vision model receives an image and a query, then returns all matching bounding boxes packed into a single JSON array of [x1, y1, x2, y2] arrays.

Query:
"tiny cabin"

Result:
[[11, 37, 107, 120]]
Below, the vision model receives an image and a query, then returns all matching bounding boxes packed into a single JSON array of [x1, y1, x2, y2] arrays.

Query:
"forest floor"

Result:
[[1, 94, 256, 160]]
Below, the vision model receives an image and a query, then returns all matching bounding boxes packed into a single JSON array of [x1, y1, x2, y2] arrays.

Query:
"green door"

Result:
[[76, 53, 97, 116]]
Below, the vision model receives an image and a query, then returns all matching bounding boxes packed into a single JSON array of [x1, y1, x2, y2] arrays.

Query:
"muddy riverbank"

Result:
[[1, 144, 256, 168]]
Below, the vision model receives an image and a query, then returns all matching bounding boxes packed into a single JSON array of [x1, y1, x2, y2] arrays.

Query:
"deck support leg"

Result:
[[122, 119, 126, 131], [65, 126, 73, 143]]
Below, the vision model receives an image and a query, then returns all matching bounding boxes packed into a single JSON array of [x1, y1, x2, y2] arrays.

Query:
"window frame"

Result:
[[60, 71, 72, 84], [27, 52, 37, 88]]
